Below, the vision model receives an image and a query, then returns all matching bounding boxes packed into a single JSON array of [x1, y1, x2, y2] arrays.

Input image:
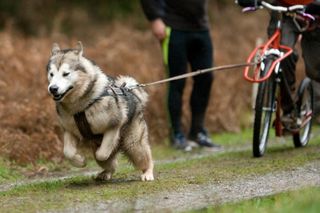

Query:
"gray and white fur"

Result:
[[46, 42, 154, 181]]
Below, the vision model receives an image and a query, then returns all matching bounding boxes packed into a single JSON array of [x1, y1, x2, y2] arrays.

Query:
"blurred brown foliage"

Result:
[[0, 2, 272, 164]]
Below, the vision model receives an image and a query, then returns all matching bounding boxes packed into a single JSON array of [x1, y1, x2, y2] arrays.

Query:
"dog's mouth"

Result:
[[53, 86, 74, 101]]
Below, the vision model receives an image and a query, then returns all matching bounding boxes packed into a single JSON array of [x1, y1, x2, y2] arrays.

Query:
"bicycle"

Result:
[[243, 1, 314, 157]]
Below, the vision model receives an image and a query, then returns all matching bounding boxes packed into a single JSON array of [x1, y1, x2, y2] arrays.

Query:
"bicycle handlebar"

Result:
[[243, 1, 307, 13], [242, 1, 315, 22], [260, 1, 304, 12]]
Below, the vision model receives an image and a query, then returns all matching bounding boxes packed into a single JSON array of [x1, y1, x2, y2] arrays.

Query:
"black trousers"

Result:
[[162, 28, 214, 138], [268, 12, 320, 113]]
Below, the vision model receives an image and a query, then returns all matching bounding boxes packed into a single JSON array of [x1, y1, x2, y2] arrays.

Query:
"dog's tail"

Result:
[[115, 76, 148, 107]]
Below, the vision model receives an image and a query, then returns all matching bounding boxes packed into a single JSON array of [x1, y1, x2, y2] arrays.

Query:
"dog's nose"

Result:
[[49, 85, 59, 95]]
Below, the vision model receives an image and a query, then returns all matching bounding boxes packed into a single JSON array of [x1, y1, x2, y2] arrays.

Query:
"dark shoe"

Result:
[[196, 132, 221, 148], [172, 133, 192, 151], [190, 130, 221, 150]]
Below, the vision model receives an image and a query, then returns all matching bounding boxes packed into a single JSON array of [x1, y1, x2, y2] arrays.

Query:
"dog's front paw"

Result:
[[70, 154, 87, 168], [96, 170, 113, 181], [141, 171, 154, 181], [95, 149, 110, 161]]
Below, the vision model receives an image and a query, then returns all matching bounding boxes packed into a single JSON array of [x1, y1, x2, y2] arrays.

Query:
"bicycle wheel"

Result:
[[253, 58, 277, 157], [293, 77, 313, 147]]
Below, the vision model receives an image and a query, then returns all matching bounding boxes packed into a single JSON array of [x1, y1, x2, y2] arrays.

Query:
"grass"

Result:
[[212, 127, 253, 147], [0, 159, 22, 184], [0, 127, 319, 212], [198, 187, 320, 213]]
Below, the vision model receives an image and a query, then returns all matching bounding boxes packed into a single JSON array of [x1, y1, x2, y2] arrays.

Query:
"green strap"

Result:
[[162, 27, 171, 66], [161, 27, 173, 132]]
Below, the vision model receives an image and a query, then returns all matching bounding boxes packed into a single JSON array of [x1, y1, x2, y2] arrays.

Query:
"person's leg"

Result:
[[186, 30, 219, 148], [187, 30, 213, 138], [311, 80, 320, 124], [267, 13, 300, 115], [301, 28, 320, 124], [301, 28, 320, 82], [162, 29, 189, 148]]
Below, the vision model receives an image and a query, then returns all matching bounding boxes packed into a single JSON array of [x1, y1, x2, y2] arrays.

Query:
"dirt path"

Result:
[[1, 143, 319, 212], [0, 145, 251, 193], [54, 161, 320, 213]]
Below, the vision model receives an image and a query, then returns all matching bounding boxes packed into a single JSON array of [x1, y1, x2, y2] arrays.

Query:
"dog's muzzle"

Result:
[[49, 85, 73, 101]]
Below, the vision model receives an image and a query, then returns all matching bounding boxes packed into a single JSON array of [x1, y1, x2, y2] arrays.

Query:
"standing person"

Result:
[[140, 0, 221, 150], [237, 0, 320, 125]]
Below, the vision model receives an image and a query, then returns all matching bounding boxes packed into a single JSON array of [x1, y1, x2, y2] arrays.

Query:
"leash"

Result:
[[127, 61, 259, 90]]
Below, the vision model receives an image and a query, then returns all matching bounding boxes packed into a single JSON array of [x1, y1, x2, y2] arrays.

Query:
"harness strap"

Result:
[[74, 111, 103, 141], [73, 85, 127, 142]]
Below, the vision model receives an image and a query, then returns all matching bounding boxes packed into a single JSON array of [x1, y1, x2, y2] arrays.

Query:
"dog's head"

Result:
[[47, 42, 93, 102]]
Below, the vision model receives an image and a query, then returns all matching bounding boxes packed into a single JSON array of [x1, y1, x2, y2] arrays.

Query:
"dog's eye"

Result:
[[63, 72, 70, 77], [49, 73, 53, 77]]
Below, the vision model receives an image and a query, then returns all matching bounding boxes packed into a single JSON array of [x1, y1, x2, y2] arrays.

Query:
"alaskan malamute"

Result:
[[46, 42, 154, 181]]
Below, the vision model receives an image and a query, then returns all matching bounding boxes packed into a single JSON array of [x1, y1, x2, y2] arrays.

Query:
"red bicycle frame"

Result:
[[244, 25, 294, 137], [244, 24, 308, 136], [243, 28, 293, 83]]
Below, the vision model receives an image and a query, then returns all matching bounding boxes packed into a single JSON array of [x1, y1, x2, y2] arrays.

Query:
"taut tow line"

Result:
[[127, 61, 259, 90]]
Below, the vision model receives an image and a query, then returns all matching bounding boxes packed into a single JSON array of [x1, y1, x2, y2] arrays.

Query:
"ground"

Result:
[[0, 128, 319, 212]]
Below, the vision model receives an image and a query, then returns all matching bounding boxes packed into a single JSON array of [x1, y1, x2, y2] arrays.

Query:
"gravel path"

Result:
[[57, 161, 320, 213], [1, 145, 319, 212], [0, 145, 249, 193]]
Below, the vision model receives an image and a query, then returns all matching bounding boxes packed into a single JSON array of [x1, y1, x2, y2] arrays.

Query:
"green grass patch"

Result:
[[199, 187, 320, 213], [212, 127, 252, 147], [0, 159, 22, 184]]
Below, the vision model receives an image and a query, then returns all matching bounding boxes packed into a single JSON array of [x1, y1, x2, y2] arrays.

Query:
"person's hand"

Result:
[[150, 18, 167, 41]]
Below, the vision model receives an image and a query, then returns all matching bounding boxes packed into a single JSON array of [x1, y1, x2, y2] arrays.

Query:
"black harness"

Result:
[[73, 84, 136, 143]]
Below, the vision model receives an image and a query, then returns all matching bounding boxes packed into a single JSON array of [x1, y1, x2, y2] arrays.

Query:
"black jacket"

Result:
[[140, 0, 209, 30]]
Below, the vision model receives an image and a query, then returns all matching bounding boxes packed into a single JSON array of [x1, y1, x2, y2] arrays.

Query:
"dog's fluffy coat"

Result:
[[46, 42, 154, 181]]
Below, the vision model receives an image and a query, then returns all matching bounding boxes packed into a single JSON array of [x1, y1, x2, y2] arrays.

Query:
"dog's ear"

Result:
[[76, 41, 83, 58], [51, 43, 60, 55]]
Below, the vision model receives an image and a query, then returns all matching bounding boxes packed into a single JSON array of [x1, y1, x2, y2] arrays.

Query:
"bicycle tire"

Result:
[[293, 77, 313, 147], [253, 57, 277, 157]]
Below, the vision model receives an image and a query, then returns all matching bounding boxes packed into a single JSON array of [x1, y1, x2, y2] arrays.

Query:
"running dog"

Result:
[[46, 42, 154, 181]]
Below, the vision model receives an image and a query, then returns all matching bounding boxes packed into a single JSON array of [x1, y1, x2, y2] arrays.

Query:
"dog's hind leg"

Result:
[[63, 131, 86, 167], [123, 121, 154, 181]]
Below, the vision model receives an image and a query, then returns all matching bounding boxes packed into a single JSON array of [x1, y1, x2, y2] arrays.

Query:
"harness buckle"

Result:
[[107, 85, 127, 96]]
